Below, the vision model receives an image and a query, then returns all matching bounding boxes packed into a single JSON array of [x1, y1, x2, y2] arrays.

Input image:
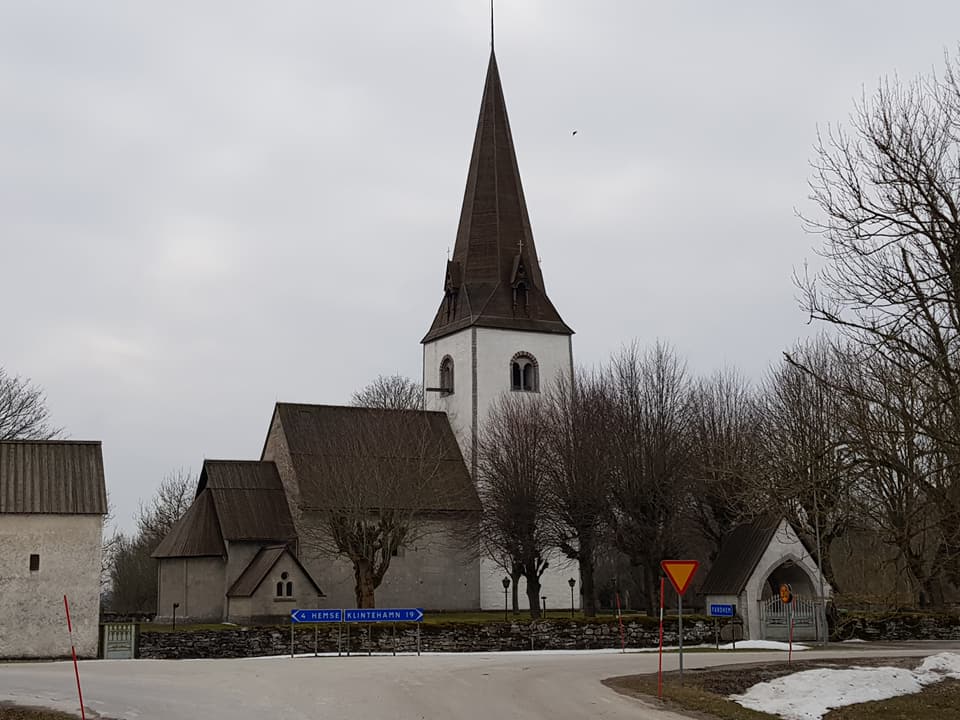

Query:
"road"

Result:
[[2, 643, 958, 720]]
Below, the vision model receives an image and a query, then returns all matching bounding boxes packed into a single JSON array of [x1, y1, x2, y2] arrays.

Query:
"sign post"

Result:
[[657, 577, 665, 700], [779, 584, 794, 663], [661, 560, 699, 684]]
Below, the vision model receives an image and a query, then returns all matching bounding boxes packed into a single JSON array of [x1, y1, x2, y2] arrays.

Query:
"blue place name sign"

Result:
[[290, 609, 343, 624], [343, 608, 424, 623], [709, 604, 735, 618]]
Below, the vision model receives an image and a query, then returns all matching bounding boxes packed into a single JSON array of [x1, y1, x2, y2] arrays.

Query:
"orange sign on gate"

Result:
[[779, 583, 793, 604], [660, 560, 699, 596]]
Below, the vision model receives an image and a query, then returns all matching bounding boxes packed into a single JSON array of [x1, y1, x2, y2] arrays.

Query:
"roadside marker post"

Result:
[[615, 591, 626, 653], [63, 595, 86, 720], [660, 560, 700, 684], [780, 584, 794, 663]]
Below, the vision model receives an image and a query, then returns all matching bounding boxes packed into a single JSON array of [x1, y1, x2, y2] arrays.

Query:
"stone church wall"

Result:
[[156, 556, 226, 623]]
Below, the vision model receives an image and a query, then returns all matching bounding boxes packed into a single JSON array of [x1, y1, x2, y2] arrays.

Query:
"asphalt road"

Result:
[[2, 643, 958, 720]]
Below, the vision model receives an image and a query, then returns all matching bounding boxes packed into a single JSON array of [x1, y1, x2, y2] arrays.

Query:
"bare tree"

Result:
[[106, 469, 194, 613], [842, 354, 960, 606], [687, 368, 764, 559], [760, 339, 858, 592], [799, 53, 960, 455], [542, 369, 613, 616], [0, 368, 62, 440], [477, 393, 553, 619], [607, 342, 693, 613], [351, 374, 423, 411], [298, 409, 474, 607]]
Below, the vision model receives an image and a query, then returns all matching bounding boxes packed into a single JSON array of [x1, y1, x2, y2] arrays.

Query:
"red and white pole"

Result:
[[63, 595, 87, 720], [657, 577, 665, 699], [615, 592, 626, 653]]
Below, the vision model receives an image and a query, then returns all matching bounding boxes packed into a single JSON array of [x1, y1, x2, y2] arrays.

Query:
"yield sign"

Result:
[[661, 560, 699, 596]]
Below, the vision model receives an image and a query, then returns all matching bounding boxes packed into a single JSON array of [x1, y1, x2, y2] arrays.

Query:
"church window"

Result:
[[30, 554, 40, 572], [440, 356, 454, 395], [286, 581, 294, 597], [276, 582, 283, 597], [510, 352, 539, 392]]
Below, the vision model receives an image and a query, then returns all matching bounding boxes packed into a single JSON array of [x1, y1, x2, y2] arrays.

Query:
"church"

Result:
[[154, 45, 580, 621]]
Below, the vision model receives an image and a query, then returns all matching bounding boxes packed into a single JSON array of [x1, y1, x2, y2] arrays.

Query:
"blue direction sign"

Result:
[[343, 608, 424, 623], [291, 609, 343, 624], [709, 604, 735, 618]]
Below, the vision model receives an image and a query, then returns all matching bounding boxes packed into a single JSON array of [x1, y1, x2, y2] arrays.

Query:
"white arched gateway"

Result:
[[700, 518, 833, 642]]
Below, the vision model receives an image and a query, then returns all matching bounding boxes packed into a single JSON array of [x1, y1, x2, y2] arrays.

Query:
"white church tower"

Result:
[[422, 49, 578, 611]]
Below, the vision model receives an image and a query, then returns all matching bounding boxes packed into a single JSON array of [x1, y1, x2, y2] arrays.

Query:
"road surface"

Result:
[[2, 643, 957, 720]]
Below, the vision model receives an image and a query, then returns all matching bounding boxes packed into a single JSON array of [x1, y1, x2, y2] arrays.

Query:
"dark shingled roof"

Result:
[[152, 490, 225, 558], [152, 461, 296, 558], [198, 461, 297, 543], [422, 51, 573, 343], [227, 544, 323, 598], [272, 403, 481, 512], [0, 440, 107, 515], [700, 519, 779, 596]]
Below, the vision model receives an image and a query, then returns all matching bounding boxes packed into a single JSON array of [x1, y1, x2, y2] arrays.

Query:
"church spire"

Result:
[[422, 50, 573, 344]]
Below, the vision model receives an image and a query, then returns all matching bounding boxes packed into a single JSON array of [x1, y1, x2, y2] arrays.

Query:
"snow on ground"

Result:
[[730, 652, 960, 720], [717, 640, 808, 651]]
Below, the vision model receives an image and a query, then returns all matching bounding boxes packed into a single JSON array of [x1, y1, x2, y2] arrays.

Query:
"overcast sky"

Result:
[[3, 1, 959, 532]]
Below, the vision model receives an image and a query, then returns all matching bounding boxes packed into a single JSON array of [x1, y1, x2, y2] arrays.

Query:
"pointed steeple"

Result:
[[422, 52, 573, 343]]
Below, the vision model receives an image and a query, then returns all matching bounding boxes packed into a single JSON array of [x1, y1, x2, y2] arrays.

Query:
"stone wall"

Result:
[[138, 617, 713, 659], [833, 612, 960, 641]]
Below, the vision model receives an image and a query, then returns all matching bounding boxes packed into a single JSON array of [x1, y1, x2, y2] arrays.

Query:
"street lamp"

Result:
[[501, 577, 510, 622], [568, 578, 576, 619], [172, 602, 180, 632]]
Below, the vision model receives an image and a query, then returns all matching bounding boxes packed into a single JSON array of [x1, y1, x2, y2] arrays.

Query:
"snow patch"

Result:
[[730, 652, 960, 720], [718, 640, 808, 651]]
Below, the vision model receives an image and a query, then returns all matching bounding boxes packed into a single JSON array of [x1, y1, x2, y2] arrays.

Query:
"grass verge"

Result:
[[0, 706, 78, 720], [604, 656, 952, 720]]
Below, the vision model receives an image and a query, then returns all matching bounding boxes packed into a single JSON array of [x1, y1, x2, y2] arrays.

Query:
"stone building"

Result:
[[155, 45, 582, 616], [155, 404, 480, 621], [700, 518, 833, 642], [421, 49, 579, 611], [0, 441, 107, 658]]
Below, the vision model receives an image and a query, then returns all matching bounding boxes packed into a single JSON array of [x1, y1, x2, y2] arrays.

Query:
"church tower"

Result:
[[422, 49, 574, 477]]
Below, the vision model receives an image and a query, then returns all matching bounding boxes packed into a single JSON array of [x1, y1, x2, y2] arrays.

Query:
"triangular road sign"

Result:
[[661, 560, 699, 596]]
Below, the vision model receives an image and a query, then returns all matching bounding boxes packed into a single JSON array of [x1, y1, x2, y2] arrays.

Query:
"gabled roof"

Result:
[[422, 51, 573, 343], [197, 461, 297, 543], [0, 440, 107, 515], [700, 519, 779, 595], [269, 403, 481, 512], [152, 460, 296, 559], [151, 490, 225, 558], [226, 544, 323, 598]]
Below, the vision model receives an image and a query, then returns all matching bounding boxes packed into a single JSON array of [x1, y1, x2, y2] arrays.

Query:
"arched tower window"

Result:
[[440, 356, 454, 396], [510, 352, 539, 392]]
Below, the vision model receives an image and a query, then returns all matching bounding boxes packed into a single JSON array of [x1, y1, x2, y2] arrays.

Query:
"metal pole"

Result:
[[314, 624, 318, 657], [347, 623, 351, 657], [416, 624, 421, 656], [678, 593, 684, 683], [367, 624, 372, 656], [338, 622, 342, 657], [570, 586, 575, 619], [290, 621, 294, 659], [392, 623, 396, 657], [504, 587, 508, 622]]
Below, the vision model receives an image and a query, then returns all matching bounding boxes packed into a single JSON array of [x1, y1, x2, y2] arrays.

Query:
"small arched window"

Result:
[[286, 581, 294, 597], [276, 581, 284, 597], [440, 356, 454, 396], [510, 352, 539, 392]]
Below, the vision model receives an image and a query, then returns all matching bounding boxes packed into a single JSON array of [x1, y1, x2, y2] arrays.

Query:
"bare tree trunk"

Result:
[[511, 565, 522, 613], [525, 573, 542, 620], [354, 559, 377, 608], [579, 535, 598, 617]]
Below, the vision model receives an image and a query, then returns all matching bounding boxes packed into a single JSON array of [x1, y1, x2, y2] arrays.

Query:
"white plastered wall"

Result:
[[0, 514, 102, 658]]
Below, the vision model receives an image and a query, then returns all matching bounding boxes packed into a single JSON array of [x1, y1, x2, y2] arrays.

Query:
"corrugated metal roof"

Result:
[[700, 519, 779, 595], [226, 544, 323, 598], [0, 441, 107, 515], [197, 459, 286, 494], [274, 404, 480, 512], [151, 491, 225, 558]]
